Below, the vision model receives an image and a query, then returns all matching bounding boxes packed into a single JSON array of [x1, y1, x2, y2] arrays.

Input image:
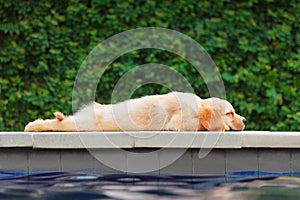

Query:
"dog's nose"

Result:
[[242, 118, 247, 125]]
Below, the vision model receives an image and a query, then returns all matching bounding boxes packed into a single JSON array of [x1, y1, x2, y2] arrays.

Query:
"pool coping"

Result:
[[1, 131, 299, 149]]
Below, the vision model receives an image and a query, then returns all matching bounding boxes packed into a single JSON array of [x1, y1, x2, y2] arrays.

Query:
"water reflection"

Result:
[[0, 171, 300, 199]]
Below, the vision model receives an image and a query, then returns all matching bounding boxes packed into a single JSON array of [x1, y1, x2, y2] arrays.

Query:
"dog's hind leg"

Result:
[[24, 112, 77, 132]]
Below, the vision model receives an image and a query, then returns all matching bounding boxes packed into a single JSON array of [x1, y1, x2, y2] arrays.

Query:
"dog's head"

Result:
[[199, 98, 246, 131]]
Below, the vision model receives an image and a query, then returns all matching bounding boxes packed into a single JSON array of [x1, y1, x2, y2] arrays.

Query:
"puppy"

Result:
[[24, 92, 246, 132]]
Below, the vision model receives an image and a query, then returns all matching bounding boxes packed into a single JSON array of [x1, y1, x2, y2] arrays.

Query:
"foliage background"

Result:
[[0, 0, 299, 131]]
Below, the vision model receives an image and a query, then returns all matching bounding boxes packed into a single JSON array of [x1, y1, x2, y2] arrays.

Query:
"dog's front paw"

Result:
[[24, 119, 44, 132]]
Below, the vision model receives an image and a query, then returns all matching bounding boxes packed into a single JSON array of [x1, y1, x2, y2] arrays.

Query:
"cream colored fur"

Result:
[[24, 92, 246, 132]]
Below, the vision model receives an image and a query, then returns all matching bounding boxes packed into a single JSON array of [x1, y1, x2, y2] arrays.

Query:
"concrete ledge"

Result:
[[0, 132, 32, 147], [1, 131, 300, 175], [242, 131, 300, 148], [0, 131, 299, 149]]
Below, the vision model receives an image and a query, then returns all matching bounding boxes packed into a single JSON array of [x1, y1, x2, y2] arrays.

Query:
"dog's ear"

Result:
[[199, 107, 225, 131], [199, 107, 213, 130]]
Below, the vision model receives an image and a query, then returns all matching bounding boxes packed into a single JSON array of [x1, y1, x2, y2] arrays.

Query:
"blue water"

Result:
[[1, 171, 300, 199]]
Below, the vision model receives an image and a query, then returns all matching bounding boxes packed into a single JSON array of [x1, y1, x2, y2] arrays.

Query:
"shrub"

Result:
[[0, 0, 299, 131]]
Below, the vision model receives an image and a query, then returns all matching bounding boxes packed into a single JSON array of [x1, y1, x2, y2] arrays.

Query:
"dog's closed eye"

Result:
[[225, 112, 234, 117]]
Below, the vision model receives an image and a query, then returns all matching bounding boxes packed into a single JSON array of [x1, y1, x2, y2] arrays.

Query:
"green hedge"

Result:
[[0, 0, 299, 131]]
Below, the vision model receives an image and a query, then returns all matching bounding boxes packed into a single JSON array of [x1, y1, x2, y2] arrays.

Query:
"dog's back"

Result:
[[25, 92, 203, 132]]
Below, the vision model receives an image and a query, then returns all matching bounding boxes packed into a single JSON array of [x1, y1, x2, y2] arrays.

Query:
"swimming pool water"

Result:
[[1, 171, 300, 199]]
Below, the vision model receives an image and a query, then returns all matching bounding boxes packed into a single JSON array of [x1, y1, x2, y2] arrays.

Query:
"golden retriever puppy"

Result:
[[24, 92, 246, 132]]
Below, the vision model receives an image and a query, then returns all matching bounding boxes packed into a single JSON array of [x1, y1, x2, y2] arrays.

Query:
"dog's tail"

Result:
[[53, 111, 66, 121]]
